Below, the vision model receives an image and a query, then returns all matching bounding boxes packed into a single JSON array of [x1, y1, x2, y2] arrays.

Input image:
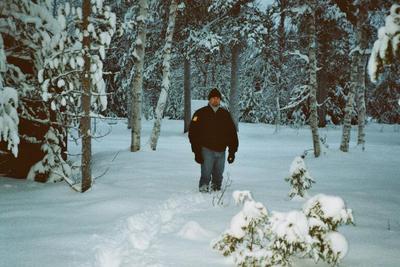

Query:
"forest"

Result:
[[1, 1, 400, 267], [0, 1, 399, 187]]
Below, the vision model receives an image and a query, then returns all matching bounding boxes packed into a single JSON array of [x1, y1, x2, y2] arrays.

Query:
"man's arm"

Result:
[[188, 111, 201, 153], [227, 112, 238, 154], [189, 111, 203, 164]]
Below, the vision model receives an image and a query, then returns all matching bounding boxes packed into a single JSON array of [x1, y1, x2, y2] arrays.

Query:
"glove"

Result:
[[195, 152, 203, 164], [227, 153, 235, 164]]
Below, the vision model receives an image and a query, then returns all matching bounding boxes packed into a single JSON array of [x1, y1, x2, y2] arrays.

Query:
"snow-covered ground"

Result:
[[1, 119, 399, 267]]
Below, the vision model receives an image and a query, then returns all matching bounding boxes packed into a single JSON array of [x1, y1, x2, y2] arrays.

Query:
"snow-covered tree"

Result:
[[80, 0, 92, 192], [0, 0, 64, 178], [0, 87, 19, 157], [285, 156, 315, 199], [150, 0, 179, 151], [354, 7, 369, 148], [33, 0, 115, 187], [267, 210, 314, 266], [27, 127, 71, 183], [214, 190, 354, 267], [340, 48, 358, 152], [0, 35, 19, 158], [303, 194, 354, 265], [208, 0, 265, 130], [212, 191, 270, 266], [1, 0, 115, 185], [368, 4, 400, 121], [183, 56, 191, 133], [339, 2, 371, 152], [368, 4, 400, 83], [130, 0, 149, 152], [306, 0, 321, 157]]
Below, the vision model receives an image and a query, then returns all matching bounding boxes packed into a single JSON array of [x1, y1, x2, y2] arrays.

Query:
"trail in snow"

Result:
[[91, 191, 213, 267]]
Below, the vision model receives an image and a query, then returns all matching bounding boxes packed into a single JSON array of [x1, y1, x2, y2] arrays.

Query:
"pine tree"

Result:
[[214, 191, 355, 267], [0, 35, 19, 158], [1, 0, 115, 184], [213, 191, 270, 266], [303, 194, 354, 265], [367, 4, 400, 121], [368, 4, 400, 83], [285, 156, 315, 198], [208, 0, 265, 130]]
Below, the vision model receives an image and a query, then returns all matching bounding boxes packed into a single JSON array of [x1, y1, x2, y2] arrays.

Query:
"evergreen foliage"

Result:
[[213, 190, 354, 267], [285, 156, 315, 198], [368, 4, 400, 83]]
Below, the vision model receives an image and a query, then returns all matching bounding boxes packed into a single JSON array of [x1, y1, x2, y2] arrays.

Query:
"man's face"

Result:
[[209, 96, 221, 107]]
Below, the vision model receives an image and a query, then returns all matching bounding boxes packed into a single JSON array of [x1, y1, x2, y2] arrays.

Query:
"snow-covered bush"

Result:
[[213, 191, 354, 266], [27, 127, 71, 183], [0, 86, 19, 157], [285, 156, 315, 198], [304, 194, 354, 266], [31, 1, 116, 181], [267, 211, 314, 266], [0, 35, 19, 157], [304, 194, 354, 231], [212, 191, 270, 266], [368, 4, 400, 82]]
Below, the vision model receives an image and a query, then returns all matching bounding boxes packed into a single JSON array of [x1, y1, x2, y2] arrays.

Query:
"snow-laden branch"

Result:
[[288, 49, 309, 63], [280, 86, 310, 111]]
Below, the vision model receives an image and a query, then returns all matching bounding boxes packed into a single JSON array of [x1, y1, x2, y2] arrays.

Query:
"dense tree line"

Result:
[[0, 0, 398, 189]]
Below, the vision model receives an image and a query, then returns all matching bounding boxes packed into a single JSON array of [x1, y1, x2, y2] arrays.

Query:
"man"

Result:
[[188, 88, 239, 192]]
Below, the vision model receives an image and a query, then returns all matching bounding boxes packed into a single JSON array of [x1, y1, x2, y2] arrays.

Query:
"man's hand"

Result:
[[227, 153, 235, 164], [195, 152, 203, 164]]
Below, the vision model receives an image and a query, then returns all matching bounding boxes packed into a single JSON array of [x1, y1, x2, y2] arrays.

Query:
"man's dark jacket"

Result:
[[188, 105, 238, 155]]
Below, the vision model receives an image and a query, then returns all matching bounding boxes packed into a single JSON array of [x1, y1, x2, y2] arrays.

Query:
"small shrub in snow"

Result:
[[27, 127, 71, 183], [285, 156, 315, 198], [267, 211, 314, 266], [303, 194, 354, 231], [213, 191, 354, 267], [212, 191, 270, 266], [304, 194, 354, 266]]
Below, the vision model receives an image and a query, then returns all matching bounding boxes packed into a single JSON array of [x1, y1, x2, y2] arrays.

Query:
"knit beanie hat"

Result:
[[208, 88, 222, 100]]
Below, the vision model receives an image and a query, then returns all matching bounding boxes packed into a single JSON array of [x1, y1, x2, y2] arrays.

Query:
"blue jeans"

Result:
[[199, 147, 225, 190]]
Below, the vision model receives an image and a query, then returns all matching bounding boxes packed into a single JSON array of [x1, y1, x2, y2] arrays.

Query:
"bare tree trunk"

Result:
[[357, 57, 366, 148], [130, 0, 148, 152], [317, 70, 328, 127], [229, 42, 240, 130], [308, 0, 321, 157], [278, 0, 287, 64], [340, 51, 358, 152], [357, 9, 367, 149], [127, 88, 132, 129], [274, 0, 287, 133], [150, 0, 178, 150], [81, 0, 91, 192], [183, 56, 191, 133], [275, 92, 281, 133]]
